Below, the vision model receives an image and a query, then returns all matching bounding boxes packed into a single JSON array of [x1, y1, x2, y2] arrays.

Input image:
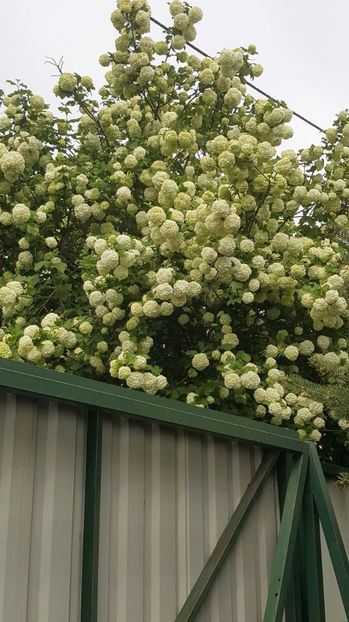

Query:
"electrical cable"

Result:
[[150, 16, 325, 133]]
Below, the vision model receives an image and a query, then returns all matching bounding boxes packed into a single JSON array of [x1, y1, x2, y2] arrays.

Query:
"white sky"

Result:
[[1, 0, 348, 152]]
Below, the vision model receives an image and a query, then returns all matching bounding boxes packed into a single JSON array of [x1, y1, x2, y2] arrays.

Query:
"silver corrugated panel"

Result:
[[321, 478, 349, 622], [98, 414, 280, 622], [0, 392, 86, 622]]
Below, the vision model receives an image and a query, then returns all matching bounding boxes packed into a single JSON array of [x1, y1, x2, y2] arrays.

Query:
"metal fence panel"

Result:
[[0, 392, 86, 622], [0, 385, 348, 622], [321, 479, 349, 622], [98, 414, 280, 622]]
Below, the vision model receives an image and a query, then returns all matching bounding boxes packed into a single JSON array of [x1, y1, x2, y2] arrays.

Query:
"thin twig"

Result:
[[246, 164, 271, 234], [46, 56, 110, 147]]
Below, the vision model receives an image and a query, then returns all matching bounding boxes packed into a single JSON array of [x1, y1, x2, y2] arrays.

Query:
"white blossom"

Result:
[[192, 353, 209, 371]]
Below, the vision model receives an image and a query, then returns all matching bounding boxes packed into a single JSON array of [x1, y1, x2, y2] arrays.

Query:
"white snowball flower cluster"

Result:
[[97, 249, 119, 275], [143, 300, 160, 317], [284, 346, 299, 361], [0, 281, 26, 317], [0, 0, 348, 460], [224, 373, 241, 389], [58, 73, 77, 93], [241, 371, 261, 390], [192, 353, 209, 371], [0, 150, 25, 181], [12, 203, 30, 224]]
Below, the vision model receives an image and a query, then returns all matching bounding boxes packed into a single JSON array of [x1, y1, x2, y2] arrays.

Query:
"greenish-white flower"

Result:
[[58, 73, 77, 93], [192, 352, 209, 371], [284, 345, 299, 361], [241, 371, 260, 390], [0, 342, 11, 358]]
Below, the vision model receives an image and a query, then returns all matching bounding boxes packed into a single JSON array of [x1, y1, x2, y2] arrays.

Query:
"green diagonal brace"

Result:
[[302, 472, 325, 622], [174, 450, 279, 622], [81, 410, 102, 622], [264, 452, 308, 622], [308, 443, 349, 618], [277, 454, 302, 622]]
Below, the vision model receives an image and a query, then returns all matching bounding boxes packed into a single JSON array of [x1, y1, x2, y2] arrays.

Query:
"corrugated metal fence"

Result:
[[0, 388, 348, 622], [0, 392, 86, 622], [99, 415, 279, 622]]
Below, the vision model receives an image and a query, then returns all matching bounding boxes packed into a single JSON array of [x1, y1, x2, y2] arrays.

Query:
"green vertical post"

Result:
[[264, 453, 308, 622], [294, 520, 309, 621], [302, 473, 325, 622], [308, 443, 349, 618], [81, 410, 103, 622]]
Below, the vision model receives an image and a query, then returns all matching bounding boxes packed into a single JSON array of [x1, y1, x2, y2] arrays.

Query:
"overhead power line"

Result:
[[150, 16, 324, 133]]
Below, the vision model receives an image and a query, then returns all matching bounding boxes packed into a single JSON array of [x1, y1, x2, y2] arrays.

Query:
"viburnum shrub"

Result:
[[0, 0, 349, 462]]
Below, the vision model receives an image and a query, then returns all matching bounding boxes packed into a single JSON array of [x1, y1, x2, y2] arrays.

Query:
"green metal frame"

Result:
[[0, 358, 348, 622], [0, 358, 305, 451], [81, 410, 102, 622]]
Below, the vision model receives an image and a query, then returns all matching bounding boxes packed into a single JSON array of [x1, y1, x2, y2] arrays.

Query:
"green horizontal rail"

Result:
[[0, 358, 306, 452]]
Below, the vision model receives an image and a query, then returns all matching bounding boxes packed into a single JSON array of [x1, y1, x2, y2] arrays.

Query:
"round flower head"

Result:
[[192, 353, 209, 371], [12, 203, 30, 224], [1, 151, 25, 181], [156, 268, 173, 284], [0, 342, 11, 358], [0, 286, 17, 306], [241, 371, 260, 390], [143, 300, 161, 317], [252, 64, 263, 77], [188, 6, 203, 23], [224, 373, 241, 389], [58, 73, 77, 93], [173, 12, 189, 30], [298, 340, 314, 356], [187, 281, 201, 297], [41, 340, 55, 358], [24, 324, 39, 338], [79, 321, 93, 335], [242, 292, 254, 304], [45, 237, 57, 249], [284, 346, 299, 361], [317, 335, 330, 351], [117, 186, 132, 202], [41, 313, 60, 328], [126, 372, 144, 389], [169, 0, 184, 16]]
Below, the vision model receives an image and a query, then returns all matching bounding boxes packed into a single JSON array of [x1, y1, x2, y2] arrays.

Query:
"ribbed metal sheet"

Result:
[[0, 392, 86, 622], [1, 388, 348, 621], [321, 478, 349, 622], [98, 414, 280, 622]]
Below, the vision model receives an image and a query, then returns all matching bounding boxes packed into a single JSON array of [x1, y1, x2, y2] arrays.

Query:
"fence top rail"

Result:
[[0, 358, 308, 453]]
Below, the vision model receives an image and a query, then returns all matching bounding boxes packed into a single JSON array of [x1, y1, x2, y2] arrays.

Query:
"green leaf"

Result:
[[52, 262, 67, 274], [236, 351, 251, 363], [27, 274, 40, 286], [55, 284, 72, 298]]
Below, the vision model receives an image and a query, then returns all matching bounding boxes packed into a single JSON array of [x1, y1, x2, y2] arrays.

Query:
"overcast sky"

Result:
[[1, 0, 348, 152]]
